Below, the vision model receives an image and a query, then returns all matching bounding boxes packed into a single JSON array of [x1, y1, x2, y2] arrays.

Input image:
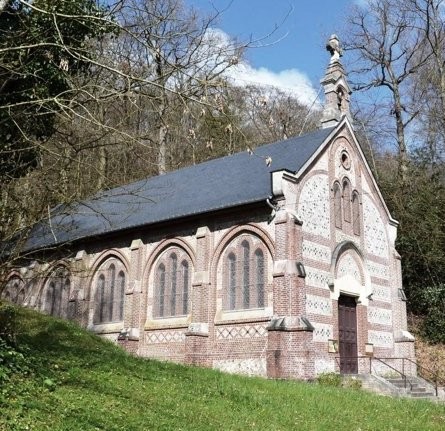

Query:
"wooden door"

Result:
[[338, 295, 358, 374]]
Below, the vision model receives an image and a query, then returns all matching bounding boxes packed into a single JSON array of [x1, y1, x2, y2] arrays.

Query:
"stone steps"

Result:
[[356, 374, 439, 400], [386, 377, 435, 398]]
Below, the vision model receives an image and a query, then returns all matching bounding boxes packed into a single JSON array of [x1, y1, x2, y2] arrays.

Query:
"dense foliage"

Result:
[[0, 0, 113, 181]]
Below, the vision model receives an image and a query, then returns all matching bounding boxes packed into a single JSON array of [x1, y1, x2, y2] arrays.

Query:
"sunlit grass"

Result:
[[1, 306, 444, 431]]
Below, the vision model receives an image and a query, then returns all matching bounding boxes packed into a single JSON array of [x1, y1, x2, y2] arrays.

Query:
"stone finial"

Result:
[[320, 34, 353, 128], [326, 34, 342, 63]]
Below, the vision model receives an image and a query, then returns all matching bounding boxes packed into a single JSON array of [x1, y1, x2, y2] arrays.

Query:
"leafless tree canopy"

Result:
[[0, 0, 320, 272]]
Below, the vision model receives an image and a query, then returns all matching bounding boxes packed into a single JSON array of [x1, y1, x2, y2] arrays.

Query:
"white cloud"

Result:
[[226, 63, 319, 107], [203, 28, 319, 107]]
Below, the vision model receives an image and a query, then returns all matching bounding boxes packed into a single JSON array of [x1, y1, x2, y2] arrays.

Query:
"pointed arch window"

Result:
[[93, 259, 125, 325], [352, 191, 361, 235], [46, 282, 57, 315], [181, 261, 189, 315], [255, 249, 265, 308], [43, 267, 71, 319], [242, 241, 250, 309], [224, 236, 268, 311], [156, 264, 166, 317], [334, 182, 342, 228], [1, 277, 25, 304], [170, 253, 178, 315], [95, 274, 106, 323], [228, 252, 237, 310], [153, 249, 192, 318], [117, 271, 125, 321], [343, 179, 352, 222]]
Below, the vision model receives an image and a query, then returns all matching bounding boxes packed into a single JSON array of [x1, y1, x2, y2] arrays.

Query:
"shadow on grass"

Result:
[[15, 308, 126, 370]]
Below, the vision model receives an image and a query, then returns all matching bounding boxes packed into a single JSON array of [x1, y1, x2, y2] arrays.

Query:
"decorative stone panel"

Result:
[[215, 324, 267, 340], [213, 358, 267, 377], [367, 262, 390, 280], [336, 253, 362, 283], [145, 330, 186, 344], [302, 240, 331, 264], [313, 323, 333, 342], [363, 195, 389, 258], [306, 294, 332, 316], [305, 266, 331, 289], [368, 330, 393, 348], [298, 174, 330, 238], [372, 284, 391, 302], [368, 307, 392, 326]]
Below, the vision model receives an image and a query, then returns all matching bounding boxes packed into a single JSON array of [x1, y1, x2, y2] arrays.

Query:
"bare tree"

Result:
[[405, 0, 445, 166], [0, 0, 246, 272], [345, 0, 432, 183], [111, 0, 244, 174]]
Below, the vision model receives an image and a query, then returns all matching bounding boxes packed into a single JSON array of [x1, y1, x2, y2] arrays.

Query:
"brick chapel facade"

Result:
[[0, 37, 415, 380]]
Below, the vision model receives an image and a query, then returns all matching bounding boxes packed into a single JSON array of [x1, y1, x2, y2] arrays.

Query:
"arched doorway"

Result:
[[330, 241, 372, 375], [338, 295, 358, 374]]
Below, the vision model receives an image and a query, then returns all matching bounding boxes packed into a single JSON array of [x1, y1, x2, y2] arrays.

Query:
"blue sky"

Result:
[[189, 0, 358, 105]]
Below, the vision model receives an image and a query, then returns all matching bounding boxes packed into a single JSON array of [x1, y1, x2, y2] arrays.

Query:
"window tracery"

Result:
[[153, 248, 192, 318], [42, 267, 71, 318], [1, 276, 25, 304], [223, 235, 267, 311], [93, 258, 126, 324]]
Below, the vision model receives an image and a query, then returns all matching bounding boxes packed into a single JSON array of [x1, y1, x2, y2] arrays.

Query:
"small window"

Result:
[[398, 288, 407, 301], [242, 241, 250, 309], [95, 274, 106, 323], [352, 191, 361, 235], [170, 253, 177, 316], [117, 271, 125, 321], [45, 281, 57, 315], [255, 249, 265, 308], [156, 264, 166, 317], [340, 150, 351, 170], [228, 253, 237, 310], [181, 261, 189, 315], [334, 182, 342, 228], [343, 179, 352, 222]]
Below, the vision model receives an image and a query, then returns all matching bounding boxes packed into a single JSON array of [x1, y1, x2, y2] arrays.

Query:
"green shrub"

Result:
[[409, 284, 445, 344], [342, 376, 362, 390], [422, 306, 445, 344], [0, 303, 30, 386], [0, 301, 17, 345], [316, 372, 342, 387]]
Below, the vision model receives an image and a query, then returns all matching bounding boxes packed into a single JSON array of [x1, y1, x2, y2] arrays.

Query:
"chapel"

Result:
[[0, 36, 415, 380]]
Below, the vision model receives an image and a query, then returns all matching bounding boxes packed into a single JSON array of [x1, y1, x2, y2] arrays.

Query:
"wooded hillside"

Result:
[[1, 0, 445, 342]]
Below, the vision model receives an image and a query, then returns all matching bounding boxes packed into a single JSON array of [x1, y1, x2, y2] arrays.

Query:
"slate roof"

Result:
[[24, 126, 336, 251]]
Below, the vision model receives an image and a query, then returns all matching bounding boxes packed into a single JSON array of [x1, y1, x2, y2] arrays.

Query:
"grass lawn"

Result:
[[1, 306, 444, 431]]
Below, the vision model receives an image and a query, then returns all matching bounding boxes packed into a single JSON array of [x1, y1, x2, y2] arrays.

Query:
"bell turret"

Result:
[[320, 35, 353, 128]]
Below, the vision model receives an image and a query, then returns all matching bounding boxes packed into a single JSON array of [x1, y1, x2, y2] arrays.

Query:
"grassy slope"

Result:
[[1, 308, 445, 431]]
